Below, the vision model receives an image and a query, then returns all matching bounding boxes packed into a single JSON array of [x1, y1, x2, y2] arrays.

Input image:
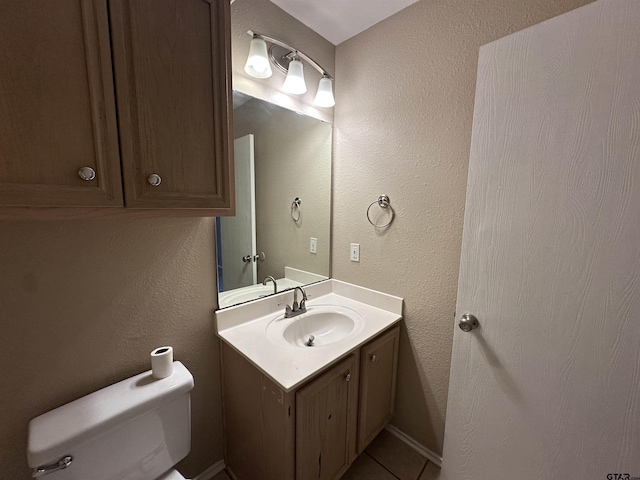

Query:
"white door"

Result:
[[442, 0, 640, 478], [219, 134, 257, 291]]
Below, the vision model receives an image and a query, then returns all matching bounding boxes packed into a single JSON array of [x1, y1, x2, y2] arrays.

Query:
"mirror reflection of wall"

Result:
[[216, 92, 332, 308]]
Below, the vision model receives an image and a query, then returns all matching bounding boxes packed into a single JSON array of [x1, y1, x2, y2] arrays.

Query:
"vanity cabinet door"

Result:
[[109, 0, 234, 212], [0, 0, 123, 207], [296, 355, 359, 480], [357, 325, 400, 453]]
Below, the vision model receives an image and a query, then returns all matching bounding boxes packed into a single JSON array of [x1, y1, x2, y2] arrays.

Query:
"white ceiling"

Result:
[[269, 0, 420, 45]]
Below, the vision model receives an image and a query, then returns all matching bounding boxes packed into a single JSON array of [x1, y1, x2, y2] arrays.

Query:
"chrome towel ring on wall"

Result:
[[366, 194, 395, 228], [291, 197, 301, 222]]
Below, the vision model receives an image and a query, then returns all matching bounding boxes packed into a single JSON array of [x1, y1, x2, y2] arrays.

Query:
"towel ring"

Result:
[[291, 197, 301, 222], [366, 194, 395, 228]]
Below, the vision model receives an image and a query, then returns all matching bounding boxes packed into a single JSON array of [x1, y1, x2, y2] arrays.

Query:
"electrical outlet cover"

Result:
[[350, 243, 360, 262]]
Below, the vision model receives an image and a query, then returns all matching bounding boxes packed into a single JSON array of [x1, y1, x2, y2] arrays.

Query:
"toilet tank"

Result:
[[28, 362, 194, 480]]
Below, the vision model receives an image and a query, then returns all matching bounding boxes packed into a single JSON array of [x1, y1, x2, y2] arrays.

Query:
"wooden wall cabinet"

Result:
[[221, 324, 400, 480], [0, 0, 234, 214]]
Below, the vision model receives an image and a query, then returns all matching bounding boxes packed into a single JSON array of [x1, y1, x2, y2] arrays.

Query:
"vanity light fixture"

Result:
[[244, 36, 272, 78], [243, 30, 335, 108], [282, 57, 307, 95]]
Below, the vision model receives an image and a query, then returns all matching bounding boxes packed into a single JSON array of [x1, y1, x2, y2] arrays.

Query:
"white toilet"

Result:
[[27, 361, 193, 480]]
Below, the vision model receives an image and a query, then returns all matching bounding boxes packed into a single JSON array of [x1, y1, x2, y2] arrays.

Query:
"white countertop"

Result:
[[215, 279, 403, 392]]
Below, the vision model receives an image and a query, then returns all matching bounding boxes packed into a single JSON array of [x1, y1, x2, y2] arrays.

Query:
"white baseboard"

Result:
[[193, 459, 226, 480], [384, 425, 442, 468]]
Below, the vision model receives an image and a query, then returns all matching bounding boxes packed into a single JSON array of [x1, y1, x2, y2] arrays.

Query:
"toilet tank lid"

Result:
[[27, 361, 193, 468]]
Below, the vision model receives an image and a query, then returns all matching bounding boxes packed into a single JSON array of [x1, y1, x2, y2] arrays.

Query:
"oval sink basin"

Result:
[[267, 305, 363, 347]]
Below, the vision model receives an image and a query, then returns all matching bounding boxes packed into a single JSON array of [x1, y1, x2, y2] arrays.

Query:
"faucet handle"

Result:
[[278, 303, 293, 316]]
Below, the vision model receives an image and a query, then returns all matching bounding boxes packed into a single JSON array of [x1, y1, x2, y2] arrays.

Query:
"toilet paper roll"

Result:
[[151, 346, 173, 379]]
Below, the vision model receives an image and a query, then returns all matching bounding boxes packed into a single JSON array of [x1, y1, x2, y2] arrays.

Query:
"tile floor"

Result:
[[342, 429, 440, 480], [213, 428, 440, 480]]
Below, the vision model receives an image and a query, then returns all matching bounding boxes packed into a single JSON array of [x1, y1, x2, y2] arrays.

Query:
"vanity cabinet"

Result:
[[0, 0, 233, 213], [221, 342, 296, 480], [296, 355, 359, 480], [221, 324, 400, 480]]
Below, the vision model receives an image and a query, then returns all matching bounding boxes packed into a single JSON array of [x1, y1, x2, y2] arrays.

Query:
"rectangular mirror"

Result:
[[216, 91, 332, 308]]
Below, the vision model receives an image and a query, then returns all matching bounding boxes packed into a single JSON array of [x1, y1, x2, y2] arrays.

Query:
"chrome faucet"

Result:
[[293, 286, 307, 311], [282, 286, 308, 318], [262, 276, 278, 295]]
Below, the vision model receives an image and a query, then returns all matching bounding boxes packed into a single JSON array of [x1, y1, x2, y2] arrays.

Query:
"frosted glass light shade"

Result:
[[314, 77, 335, 107], [282, 59, 307, 94], [244, 38, 272, 78]]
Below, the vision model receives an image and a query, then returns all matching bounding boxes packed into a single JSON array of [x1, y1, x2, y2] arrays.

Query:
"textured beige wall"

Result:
[[332, 0, 595, 455], [231, 0, 335, 123], [234, 98, 332, 281], [0, 217, 221, 478]]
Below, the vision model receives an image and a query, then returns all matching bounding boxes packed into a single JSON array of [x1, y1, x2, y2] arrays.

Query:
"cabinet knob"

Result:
[[370, 354, 377, 363], [345, 372, 351, 382], [78, 166, 96, 181], [148, 173, 162, 187]]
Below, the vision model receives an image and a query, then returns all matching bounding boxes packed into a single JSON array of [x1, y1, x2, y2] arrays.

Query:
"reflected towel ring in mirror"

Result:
[[366, 194, 395, 228], [291, 197, 302, 222]]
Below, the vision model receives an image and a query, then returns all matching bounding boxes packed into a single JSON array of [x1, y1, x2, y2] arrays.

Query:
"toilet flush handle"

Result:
[[32, 456, 73, 477]]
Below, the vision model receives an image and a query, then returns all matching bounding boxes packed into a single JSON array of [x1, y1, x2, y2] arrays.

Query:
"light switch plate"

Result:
[[310, 237, 317, 254], [350, 243, 360, 262]]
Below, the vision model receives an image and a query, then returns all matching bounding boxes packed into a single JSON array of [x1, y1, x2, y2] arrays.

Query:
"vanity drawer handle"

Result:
[[370, 354, 377, 363], [345, 372, 351, 382]]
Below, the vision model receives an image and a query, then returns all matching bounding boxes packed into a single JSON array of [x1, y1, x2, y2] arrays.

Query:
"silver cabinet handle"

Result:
[[32, 456, 72, 477], [459, 313, 480, 332], [78, 166, 96, 181], [345, 372, 351, 382], [370, 354, 377, 363], [148, 173, 162, 187]]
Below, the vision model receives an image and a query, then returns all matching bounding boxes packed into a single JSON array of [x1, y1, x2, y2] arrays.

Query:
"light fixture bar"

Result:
[[247, 30, 333, 80]]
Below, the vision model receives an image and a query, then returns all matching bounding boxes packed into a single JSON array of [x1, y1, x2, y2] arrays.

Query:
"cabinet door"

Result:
[[296, 355, 359, 480], [357, 325, 400, 453], [0, 0, 123, 207], [109, 0, 234, 212]]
